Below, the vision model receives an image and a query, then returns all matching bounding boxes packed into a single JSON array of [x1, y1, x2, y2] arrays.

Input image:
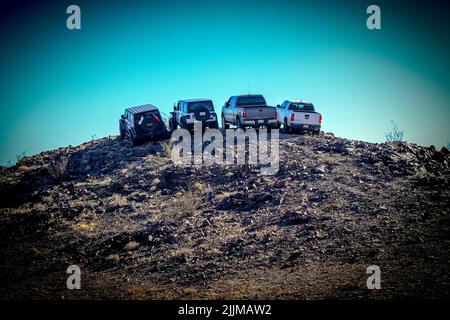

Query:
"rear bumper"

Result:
[[134, 128, 169, 140], [185, 115, 217, 124], [290, 123, 321, 131], [243, 118, 278, 127]]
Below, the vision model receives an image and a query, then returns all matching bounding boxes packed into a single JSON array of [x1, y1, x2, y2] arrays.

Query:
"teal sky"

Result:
[[0, 0, 449, 165]]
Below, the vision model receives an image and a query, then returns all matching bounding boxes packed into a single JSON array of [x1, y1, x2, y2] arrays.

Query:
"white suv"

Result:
[[169, 99, 219, 132]]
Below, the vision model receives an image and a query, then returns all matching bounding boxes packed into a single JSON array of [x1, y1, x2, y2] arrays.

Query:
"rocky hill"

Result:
[[0, 132, 449, 299]]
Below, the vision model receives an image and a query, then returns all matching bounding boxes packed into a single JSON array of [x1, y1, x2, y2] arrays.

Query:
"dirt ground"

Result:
[[0, 132, 449, 299]]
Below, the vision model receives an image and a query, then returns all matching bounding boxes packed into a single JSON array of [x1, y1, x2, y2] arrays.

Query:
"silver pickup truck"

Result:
[[221, 94, 279, 129]]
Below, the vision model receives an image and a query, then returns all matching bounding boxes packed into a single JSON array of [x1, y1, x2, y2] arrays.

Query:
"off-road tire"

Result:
[[169, 117, 177, 133], [119, 125, 126, 139], [236, 116, 244, 130], [221, 114, 230, 130], [283, 118, 290, 133]]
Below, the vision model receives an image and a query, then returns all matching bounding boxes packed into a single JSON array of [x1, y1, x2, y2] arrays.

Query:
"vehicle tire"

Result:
[[268, 123, 280, 130], [119, 125, 126, 139], [169, 117, 177, 132], [193, 106, 211, 122], [283, 118, 290, 133], [130, 134, 139, 146], [221, 114, 229, 130], [140, 116, 159, 133], [236, 116, 244, 130], [209, 120, 219, 129], [180, 117, 188, 130]]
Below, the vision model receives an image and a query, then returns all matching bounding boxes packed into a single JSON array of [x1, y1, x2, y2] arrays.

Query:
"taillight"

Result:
[[275, 110, 278, 118], [243, 111, 247, 119], [290, 113, 295, 121], [152, 114, 161, 122], [319, 114, 323, 124]]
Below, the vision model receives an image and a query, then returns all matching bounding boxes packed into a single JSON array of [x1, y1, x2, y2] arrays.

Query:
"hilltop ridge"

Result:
[[0, 132, 449, 299]]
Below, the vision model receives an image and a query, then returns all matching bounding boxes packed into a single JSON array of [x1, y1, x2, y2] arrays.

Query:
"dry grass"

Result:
[[319, 153, 338, 165], [107, 193, 128, 207], [48, 157, 68, 179], [173, 189, 200, 217], [322, 198, 348, 213]]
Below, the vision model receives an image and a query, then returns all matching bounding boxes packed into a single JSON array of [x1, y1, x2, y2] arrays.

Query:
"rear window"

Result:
[[236, 96, 266, 106], [187, 101, 214, 113], [289, 103, 315, 111]]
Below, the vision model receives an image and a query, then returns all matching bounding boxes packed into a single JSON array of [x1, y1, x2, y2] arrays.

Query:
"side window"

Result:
[[177, 102, 181, 111], [225, 97, 232, 107], [285, 102, 290, 109]]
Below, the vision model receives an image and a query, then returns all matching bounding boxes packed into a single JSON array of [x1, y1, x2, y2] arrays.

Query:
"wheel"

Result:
[[193, 106, 211, 122], [129, 134, 139, 146], [268, 123, 280, 130], [209, 120, 219, 129], [169, 117, 177, 132], [221, 114, 229, 130], [119, 125, 126, 139], [236, 116, 244, 129], [282, 118, 290, 133]]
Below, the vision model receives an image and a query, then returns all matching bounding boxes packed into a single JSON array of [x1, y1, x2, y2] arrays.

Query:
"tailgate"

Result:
[[244, 106, 277, 120], [292, 112, 320, 125]]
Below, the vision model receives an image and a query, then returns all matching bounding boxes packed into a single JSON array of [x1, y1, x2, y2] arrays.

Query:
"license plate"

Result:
[[302, 124, 309, 128], [200, 112, 206, 116], [258, 120, 264, 124]]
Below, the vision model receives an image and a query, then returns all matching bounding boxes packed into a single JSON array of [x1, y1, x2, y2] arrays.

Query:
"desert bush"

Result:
[[173, 188, 200, 217], [385, 120, 404, 142], [15, 151, 27, 165], [48, 157, 68, 180]]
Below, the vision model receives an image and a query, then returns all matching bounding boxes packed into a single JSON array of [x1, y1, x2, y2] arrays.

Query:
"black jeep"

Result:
[[119, 104, 169, 145]]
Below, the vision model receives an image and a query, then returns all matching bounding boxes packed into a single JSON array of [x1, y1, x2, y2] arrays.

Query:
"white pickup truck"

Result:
[[277, 100, 322, 134]]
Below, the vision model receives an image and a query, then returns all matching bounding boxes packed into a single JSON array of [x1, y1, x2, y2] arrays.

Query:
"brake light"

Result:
[[290, 113, 295, 121], [319, 114, 322, 124], [152, 114, 161, 122], [275, 110, 278, 118], [243, 111, 247, 119]]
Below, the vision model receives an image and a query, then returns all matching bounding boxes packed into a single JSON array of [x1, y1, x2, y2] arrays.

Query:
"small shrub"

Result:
[[385, 120, 404, 142], [48, 157, 68, 180], [16, 151, 27, 164], [173, 189, 200, 217]]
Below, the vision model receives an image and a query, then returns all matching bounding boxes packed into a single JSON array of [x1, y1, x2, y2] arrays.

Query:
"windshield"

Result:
[[289, 103, 315, 111], [236, 96, 266, 106], [187, 101, 214, 113]]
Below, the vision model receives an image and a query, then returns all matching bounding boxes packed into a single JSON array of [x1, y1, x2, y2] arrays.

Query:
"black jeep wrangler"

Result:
[[119, 104, 169, 145]]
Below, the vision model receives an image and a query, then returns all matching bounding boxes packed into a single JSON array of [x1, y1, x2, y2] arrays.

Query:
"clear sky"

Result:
[[0, 0, 449, 164]]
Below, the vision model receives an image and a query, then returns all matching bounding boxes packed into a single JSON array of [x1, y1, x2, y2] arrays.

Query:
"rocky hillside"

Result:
[[0, 132, 449, 299]]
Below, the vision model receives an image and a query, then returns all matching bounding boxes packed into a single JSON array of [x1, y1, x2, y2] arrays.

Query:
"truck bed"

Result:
[[241, 105, 277, 120]]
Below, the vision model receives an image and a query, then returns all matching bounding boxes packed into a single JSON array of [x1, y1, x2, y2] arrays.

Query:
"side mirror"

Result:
[[173, 106, 176, 111], [121, 114, 126, 120], [276, 105, 280, 108]]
